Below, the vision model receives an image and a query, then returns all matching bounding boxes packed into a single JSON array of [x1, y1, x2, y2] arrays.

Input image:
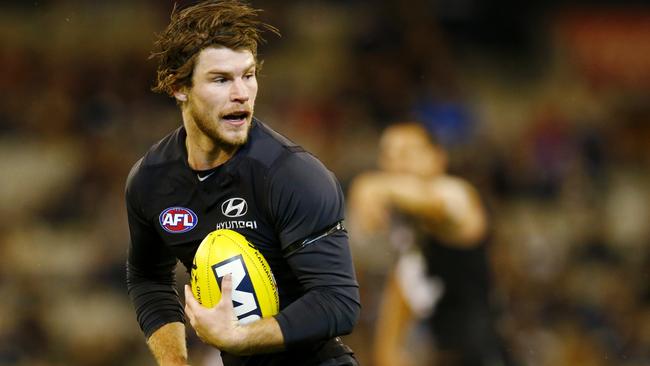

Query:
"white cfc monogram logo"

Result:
[[212, 256, 261, 324]]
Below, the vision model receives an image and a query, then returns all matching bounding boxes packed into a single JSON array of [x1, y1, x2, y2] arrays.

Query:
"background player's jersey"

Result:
[[416, 229, 511, 365], [125, 119, 359, 365]]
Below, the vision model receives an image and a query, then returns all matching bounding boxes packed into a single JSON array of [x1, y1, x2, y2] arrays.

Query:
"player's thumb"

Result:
[[220, 273, 233, 305]]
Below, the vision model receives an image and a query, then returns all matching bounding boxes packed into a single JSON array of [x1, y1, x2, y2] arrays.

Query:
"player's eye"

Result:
[[212, 77, 228, 84], [244, 73, 255, 80]]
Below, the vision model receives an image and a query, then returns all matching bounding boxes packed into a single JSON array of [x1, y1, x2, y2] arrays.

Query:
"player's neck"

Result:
[[186, 142, 235, 171], [184, 126, 237, 171]]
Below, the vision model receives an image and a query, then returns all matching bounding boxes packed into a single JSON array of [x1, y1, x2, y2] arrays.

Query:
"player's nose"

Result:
[[230, 78, 249, 103]]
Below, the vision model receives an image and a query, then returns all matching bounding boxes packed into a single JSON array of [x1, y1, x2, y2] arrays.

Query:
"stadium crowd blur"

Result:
[[1, 1, 649, 365]]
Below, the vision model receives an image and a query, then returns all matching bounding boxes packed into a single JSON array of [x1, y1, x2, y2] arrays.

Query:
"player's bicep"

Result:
[[267, 153, 345, 250], [126, 195, 177, 276], [125, 164, 177, 275], [125, 202, 182, 337], [124, 161, 184, 338], [284, 228, 357, 287]]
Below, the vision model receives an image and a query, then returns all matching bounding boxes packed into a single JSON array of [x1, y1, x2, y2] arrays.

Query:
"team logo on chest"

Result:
[[159, 207, 198, 233], [221, 198, 248, 217]]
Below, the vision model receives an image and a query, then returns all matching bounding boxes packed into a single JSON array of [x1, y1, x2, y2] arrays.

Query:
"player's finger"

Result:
[[220, 273, 233, 305]]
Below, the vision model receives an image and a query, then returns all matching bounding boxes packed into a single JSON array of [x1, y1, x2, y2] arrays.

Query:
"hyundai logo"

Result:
[[221, 198, 248, 218]]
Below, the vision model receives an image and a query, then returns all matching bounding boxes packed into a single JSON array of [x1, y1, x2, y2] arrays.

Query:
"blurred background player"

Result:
[[349, 123, 513, 366]]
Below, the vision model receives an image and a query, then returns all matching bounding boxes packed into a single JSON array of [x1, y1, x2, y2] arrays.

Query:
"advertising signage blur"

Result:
[[556, 9, 650, 89]]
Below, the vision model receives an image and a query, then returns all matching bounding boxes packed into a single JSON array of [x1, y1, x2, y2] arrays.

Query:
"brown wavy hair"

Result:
[[150, 0, 279, 96]]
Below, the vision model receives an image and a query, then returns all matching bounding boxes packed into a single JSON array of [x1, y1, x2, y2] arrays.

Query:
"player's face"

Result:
[[182, 47, 258, 148], [379, 128, 446, 177]]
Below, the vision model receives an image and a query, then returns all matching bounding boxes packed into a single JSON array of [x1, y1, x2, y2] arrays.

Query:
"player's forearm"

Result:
[[382, 175, 443, 217], [276, 232, 361, 347], [274, 286, 360, 347], [230, 316, 285, 355], [350, 172, 442, 226], [193, 311, 285, 355], [146, 322, 189, 366]]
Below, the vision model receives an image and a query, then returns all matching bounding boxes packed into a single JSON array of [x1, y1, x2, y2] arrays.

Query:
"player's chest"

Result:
[[149, 182, 277, 257]]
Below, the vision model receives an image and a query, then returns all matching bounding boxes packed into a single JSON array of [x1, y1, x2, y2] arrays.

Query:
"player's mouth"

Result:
[[221, 110, 250, 126]]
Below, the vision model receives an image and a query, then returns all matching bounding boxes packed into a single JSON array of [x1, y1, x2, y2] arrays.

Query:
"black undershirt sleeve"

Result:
[[268, 152, 361, 348], [125, 163, 184, 338], [275, 230, 360, 347]]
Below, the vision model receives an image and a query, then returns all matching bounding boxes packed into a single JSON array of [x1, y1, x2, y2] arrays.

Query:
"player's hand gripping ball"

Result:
[[190, 229, 279, 324]]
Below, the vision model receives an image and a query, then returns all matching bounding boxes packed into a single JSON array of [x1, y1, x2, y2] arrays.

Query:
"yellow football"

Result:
[[190, 229, 279, 324]]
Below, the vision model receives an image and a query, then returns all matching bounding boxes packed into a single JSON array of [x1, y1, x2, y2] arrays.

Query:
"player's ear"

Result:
[[173, 92, 188, 102], [173, 88, 188, 102]]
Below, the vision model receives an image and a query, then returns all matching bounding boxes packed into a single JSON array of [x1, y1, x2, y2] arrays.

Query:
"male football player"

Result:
[[125, 1, 360, 365]]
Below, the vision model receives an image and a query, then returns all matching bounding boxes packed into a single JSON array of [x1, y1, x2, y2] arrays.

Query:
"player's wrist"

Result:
[[217, 325, 250, 355]]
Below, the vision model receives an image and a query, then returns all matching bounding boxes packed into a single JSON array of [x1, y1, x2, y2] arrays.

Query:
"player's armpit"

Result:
[[146, 322, 189, 366]]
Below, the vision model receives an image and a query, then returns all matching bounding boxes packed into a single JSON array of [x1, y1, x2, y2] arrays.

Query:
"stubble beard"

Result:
[[189, 103, 252, 154]]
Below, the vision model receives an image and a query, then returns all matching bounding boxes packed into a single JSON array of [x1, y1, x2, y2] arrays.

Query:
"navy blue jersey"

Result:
[[125, 119, 360, 365]]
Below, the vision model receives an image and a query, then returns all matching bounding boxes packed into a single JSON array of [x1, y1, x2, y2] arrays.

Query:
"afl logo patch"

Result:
[[159, 207, 198, 233], [222, 198, 248, 218]]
